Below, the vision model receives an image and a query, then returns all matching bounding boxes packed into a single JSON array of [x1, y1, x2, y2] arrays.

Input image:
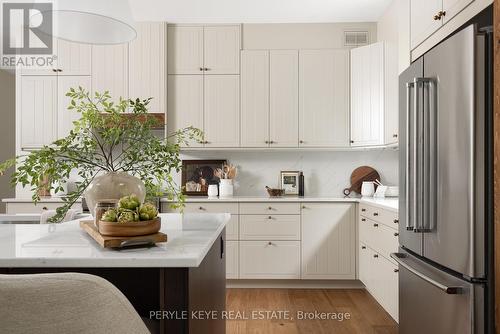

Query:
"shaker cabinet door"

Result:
[[20, 76, 57, 149], [167, 75, 204, 147], [129, 22, 167, 113], [410, 0, 443, 49], [299, 50, 349, 147], [204, 75, 240, 147], [203, 25, 241, 74], [91, 44, 128, 103], [269, 50, 299, 147], [57, 76, 91, 138], [56, 39, 92, 76], [301, 203, 356, 279], [167, 26, 204, 75], [240, 50, 269, 147]]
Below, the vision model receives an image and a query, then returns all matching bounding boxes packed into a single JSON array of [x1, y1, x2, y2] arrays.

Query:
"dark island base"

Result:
[[0, 232, 226, 334]]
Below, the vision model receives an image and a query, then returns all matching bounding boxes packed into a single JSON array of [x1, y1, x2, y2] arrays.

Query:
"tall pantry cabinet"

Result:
[[167, 25, 241, 148]]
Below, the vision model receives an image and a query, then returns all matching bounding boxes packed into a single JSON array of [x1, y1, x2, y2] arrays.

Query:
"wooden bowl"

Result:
[[266, 187, 285, 197], [98, 217, 161, 237]]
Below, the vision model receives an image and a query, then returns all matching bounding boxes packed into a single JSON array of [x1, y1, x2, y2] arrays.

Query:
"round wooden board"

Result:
[[343, 166, 380, 196]]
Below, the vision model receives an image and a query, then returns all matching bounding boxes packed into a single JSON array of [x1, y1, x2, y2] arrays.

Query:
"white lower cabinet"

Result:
[[239, 241, 301, 279], [226, 240, 239, 279], [358, 203, 399, 322], [301, 203, 356, 279]]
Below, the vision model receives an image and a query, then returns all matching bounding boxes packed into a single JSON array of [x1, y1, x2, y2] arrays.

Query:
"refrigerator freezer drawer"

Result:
[[392, 250, 484, 334]]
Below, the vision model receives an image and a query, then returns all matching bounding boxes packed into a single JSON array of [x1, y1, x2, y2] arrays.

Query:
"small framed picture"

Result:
[[280, 171, 300, 196], [182, 160, 227, 196]]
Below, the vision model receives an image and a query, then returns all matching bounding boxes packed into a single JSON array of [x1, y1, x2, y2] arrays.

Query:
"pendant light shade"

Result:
[[32, 0, 136, 45]]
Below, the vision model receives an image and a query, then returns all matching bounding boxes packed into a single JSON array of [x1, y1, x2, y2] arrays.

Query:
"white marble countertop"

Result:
[[0, 213, 229, 268], [160, 196, 359, 203], [2, 197, 81, 203], [359, 197, 399, 212]]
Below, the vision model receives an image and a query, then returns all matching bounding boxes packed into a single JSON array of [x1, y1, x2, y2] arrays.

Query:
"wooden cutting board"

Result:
[[80, 220, 167, 248], [343, 166, 380, 196]]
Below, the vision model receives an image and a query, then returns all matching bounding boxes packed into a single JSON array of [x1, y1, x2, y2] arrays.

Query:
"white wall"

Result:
[[176, 150, 399, 197], [0, 70, 16, 211]]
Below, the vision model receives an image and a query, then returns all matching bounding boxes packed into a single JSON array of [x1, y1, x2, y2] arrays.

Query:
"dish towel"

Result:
[[39, 209, 79, 224]]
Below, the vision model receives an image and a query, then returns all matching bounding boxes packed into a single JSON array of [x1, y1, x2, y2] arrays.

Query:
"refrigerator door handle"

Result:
[[390, 253, 463, 294], [405, 82, 415, 231]]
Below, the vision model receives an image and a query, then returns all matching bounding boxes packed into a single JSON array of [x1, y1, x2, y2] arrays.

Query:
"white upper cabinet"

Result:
[[167, 26, 204, 74], [203, 25, 241, 74], [19, 76, 57, 149], [57, 76, 91, 138], [240, 50, 269, 147], [129, 22, 167, 113], [410, 0, 443, 49], [299, 50, 349, 147], [91, 44, 128, 102], [204, 75, 240, 147], [167, 75, 204, 147], [56, 39, 92, 76], [270, 50, 299, 148], [301, 203, 356, 279], [350, 42, 384, 147], [442, 0, 475, 23], [167, 25, 240, 75]]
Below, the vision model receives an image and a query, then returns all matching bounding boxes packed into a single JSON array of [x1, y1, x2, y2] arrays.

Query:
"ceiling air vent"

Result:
[[344, 31, 369, 47]]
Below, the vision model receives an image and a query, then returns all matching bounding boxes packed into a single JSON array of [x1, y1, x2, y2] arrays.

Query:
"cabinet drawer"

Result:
[[226, 215, 239, 240], [162, 202, 239, 214], [240, 215, 300, 240], [5, 202, 81, 214], [239, 202, 300, 215], [226, 240, 239, 279], [239, 241, 300, 279], [359, 217, 399, 263], [370, 254, 399, 322], [359, 203, 399, 229]]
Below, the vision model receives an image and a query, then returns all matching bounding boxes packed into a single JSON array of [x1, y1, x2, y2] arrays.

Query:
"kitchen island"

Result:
[[0, 213, 229, 334]]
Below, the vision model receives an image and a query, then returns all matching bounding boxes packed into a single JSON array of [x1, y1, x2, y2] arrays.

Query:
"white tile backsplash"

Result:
[[176, 149, 399, 197]]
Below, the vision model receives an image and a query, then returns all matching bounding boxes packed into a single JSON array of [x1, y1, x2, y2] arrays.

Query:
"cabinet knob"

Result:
[[198, 206, 205, 211], [373, 223, 379, 227], [373, 212, 379, 216], [269, 140, 275, 144], [394, 219, 399, 224], [361, 208, 366, 212], [394, 269, 399, 273], [203, 140, 209, 144], [373, 254, 379, 258], [57, 69, 62, 72], [204, 68, 210, 71], [200, 67, 204, 71], [350, 140, 354, 144], [394, 232, 399, 237], [302, 205, 307, 209], [268, 206, 273, 210], [299, 140, 304, 144], [42, 206, 48, 210], [361, 218, 366, 222], [52, 69, 57, 72], [265, 140, 269, 144], [392, 134, 398, 138], [268, 216, 273, 220], [361, 246, 366, 249], [267, 242, 275, 246]]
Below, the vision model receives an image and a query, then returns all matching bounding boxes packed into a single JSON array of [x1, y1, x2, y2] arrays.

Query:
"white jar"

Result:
[[207, 184, 218, 197], [219, 179, 234, 197], [361, 181, 375, 197]]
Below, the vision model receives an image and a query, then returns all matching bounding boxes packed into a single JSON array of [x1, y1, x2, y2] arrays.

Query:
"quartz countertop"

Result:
[[359, 197, 398, 212], [2, 197, 82, 203], [0, 213, 229, 268]]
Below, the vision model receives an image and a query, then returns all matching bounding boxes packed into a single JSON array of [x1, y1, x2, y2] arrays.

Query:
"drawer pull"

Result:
[[302, 205, 307, 209], [268, 206, 273, 210], [268, 216, 273, 220], [394, 232, 399, 237], [373, 254, 379, 258], [373, 223, 379, 227], [394, 219, 399, 224], [42, 207, 48, 210], [361, 218, 366, 222], [394, 269, 399, 273], [373, 212, 379, 216], [361, 246, 366, 249], [198, 206, 205, 211], [267, 242, 276, 246], [361, 208, 366, 212]]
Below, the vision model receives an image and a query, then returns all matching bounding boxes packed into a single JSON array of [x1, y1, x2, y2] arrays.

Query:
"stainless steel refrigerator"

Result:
[[392, 23, 493, 334]]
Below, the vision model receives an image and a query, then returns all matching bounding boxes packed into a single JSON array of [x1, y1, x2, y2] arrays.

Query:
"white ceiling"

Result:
[[129, 0, 393, 23]]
